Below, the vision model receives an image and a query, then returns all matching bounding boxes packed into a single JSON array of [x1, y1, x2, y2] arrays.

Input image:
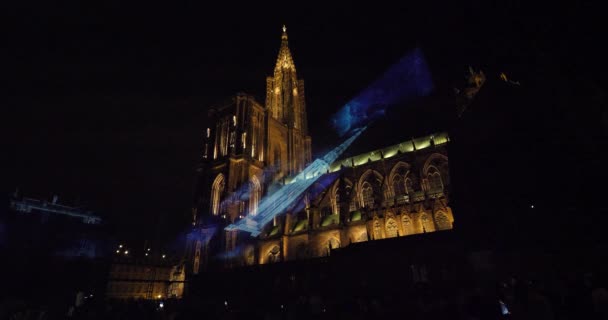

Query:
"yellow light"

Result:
[[162, 254, 166, 259], [157, 295, 162, 299], [115, 250, 120, 253], [119, 244, 123, 248], [124, 250, 129, 255]]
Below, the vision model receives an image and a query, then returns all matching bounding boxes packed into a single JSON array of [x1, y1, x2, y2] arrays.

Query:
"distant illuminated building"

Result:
[[106, 256, 185, 300], [187, 27, 454, 273]]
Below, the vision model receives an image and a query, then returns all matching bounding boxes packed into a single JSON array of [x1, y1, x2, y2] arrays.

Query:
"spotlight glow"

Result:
[[226, 127, 366, 235], [332, 48, 433, 136], [225, 49, 434, 236]]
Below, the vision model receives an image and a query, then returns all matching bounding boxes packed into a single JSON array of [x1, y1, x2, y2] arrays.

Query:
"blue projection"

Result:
[[332, 48, 433, 137], [225, 127, 366, 236], [225, 48, 433, 236]]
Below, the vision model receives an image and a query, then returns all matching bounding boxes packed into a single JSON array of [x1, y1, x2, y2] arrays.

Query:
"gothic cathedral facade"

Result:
[[188, 27, 454, 274]]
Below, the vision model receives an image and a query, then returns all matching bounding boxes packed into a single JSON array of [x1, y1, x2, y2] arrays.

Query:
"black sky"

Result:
[[5, 2, 606, 245]]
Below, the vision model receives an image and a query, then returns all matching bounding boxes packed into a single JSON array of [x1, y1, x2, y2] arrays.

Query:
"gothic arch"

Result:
[[357, 169, 384, 208], [401, 213, 415, 236], [388, 161, 411, 192], [330, 178, 353, 215], [249, 175, 262, 216], [434, 211, 452, 230], [420, 212, 436, 233], [422, 153, 449, 176], [372, 216, 382, 240], [422, 153, 449, 190], [426, 165, 444, 191], [361, 182, 374, 209], [385, 217, 398, 238], [211, 173, 225, 215]]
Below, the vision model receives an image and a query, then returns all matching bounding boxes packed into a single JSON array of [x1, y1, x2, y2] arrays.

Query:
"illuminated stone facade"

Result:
[[188, 27, 454, 273], [255, 134, 453, 264], [106, 259, 185, 300]]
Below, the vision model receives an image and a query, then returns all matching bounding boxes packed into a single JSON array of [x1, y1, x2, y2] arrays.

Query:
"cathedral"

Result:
[[188, 27, 454, 274]]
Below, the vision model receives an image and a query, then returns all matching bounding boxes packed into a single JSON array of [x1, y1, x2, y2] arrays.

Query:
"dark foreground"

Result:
[[3, 231, 608, 319]]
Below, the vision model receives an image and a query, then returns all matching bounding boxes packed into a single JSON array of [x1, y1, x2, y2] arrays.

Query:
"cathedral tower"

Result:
[[189, 27, 312, 273], [265, 26, 312, 178]]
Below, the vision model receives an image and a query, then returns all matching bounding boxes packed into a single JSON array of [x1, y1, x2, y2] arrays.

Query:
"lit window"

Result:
[[206, 128, 210, 138], [211, 174, 225, 215], [249, 176, 261, 216]]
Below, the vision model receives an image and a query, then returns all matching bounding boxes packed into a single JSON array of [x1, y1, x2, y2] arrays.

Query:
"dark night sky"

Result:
[[5, 2, 606, 245]]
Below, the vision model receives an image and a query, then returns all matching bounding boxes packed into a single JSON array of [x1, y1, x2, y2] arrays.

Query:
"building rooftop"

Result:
[[329, 131, 449, 172]]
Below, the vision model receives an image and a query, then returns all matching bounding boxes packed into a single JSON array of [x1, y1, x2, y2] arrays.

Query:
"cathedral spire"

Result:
[[275, 25, 295, 72], [265, 25, 311, 174]]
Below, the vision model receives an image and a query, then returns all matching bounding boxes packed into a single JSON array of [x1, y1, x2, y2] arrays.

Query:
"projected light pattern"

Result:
[[225, 127, 366, 236], [332, 48, 434, 136], [290, 171, 339, 214]]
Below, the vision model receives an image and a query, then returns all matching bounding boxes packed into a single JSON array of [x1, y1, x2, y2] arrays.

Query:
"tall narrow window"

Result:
[[211, 174, 225, 215], [393, 175, 405, 196], [393, 174, 407, 204], [428, 169, 443, 191], [249, 176, 261, 216]]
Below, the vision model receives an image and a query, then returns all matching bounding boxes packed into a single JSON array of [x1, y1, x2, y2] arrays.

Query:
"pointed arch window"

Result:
[[435, 211, 452, 230], [386, 218, 398, 238], [249, 176, 261, 216], [211, 174, 225, 215], [361, 182, 374, 209], [428, 167, 444, 192], [373, 219, 382, 240]]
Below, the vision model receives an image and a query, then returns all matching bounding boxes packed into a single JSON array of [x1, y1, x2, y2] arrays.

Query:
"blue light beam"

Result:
[[225, 127, 366, 236], [332, 48, 433, 136]]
